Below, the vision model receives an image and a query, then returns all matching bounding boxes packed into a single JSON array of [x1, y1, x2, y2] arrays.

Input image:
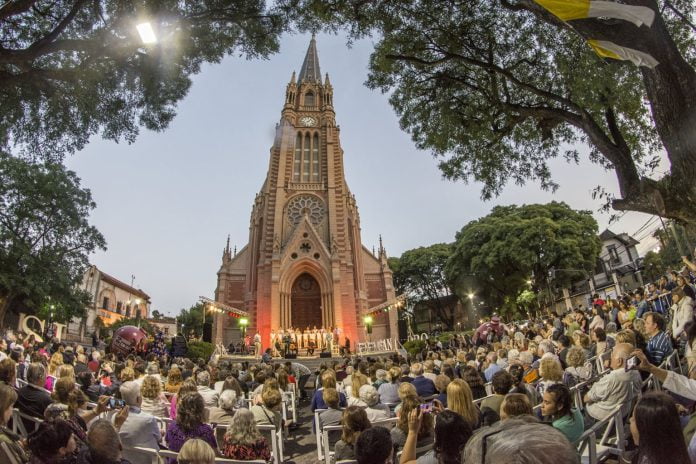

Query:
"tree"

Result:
[[151, 309, 164, 319], [1, 1, 286, 161], [108, 317, 155, 335], [389, 243, 459, 329], [176, 303, 204, 337], [0, 153, 106, 327], [641, 250, 664, 282], [281, 0, 696, 222], [445, 202, 601, 317]]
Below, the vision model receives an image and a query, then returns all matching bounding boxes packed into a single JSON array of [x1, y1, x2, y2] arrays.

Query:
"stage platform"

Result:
[[219, 350, 399, 371]]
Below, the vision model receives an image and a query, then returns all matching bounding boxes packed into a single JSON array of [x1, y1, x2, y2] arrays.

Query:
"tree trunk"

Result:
[[0, 294, 14, 329]]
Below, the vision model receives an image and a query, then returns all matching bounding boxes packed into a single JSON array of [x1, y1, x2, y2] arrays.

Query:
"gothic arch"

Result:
[[278, 258, 334, 329]]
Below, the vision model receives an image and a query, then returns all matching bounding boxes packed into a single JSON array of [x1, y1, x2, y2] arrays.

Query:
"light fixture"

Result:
[[135, 298, 141, 305], [136, 22, 157, 44], [239, 318, 249, 326], [467, 292, 475, 299], [363, 315, 373, 325]]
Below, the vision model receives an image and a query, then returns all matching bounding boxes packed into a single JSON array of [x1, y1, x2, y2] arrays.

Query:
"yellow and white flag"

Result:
[[534, 0, 655, 27], [587, 39, 659, 68]]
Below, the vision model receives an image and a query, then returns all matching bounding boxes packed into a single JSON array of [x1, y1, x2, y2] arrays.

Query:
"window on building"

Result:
[[293, 132, 321, 182], [102, 297, 110, 310], [293, 133, 302, 180], [312, 133, 319, 182], [126, 305, 131, 317], [304, 91, 315, 106], [607, 245, 620, 263], [164, 327, 169, 335]]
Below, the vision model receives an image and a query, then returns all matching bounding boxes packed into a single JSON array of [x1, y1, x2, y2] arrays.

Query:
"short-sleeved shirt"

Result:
[[552, 408, 585, 443]]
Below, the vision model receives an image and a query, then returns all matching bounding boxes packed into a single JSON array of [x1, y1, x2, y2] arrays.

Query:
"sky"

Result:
[[64, 32, 663, 317]]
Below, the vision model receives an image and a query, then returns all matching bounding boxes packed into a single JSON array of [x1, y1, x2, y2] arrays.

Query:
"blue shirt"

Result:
[[636, 300, 649, 319], [310, 388, 347, 411], [484, 363, 502, 382], [646, 330, 673, 365], [411, 375, 436, 397]]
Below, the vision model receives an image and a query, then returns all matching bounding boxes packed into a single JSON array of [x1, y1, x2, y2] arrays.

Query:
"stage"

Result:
[[218, 349, 400, 370]]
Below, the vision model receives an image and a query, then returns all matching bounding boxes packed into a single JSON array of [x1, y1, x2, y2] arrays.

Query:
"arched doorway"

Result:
[[291, 272, 322, 329]]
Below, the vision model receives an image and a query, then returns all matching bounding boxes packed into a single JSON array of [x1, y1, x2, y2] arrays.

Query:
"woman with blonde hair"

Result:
[[564, 346, 592, 385], [119, 366, 135, 382], [311, 370, 347, 411], [445, 379, 480, 429], [164, 366, 183, 394], [46, 352, 63, 390], [334, 406, 372, 461], [56, 364, 75, 381], [391, 396, 433, 452], [394, 381, 418, 414], [347, 371, 369, 407], [536, 356, 563, 396], [140, 374, 170, 418], [178, 438, 216, 464], [222, 408, 271, 461]]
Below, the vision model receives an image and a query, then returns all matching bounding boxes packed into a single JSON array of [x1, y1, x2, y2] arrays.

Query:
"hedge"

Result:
[[187, 340, 215, 360]]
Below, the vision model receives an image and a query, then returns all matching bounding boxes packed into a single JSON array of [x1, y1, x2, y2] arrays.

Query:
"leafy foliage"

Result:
[[187, 340, 215, 361], [0, 0, 286, 161], [176, 303, 204, 338], [108, 317, 155, 335], [0, 153, 106, 326], [280, 0, 696, 221], [446, 202, 601, 317], [389, 243, 459, 329], [402, 339, 426, 358]]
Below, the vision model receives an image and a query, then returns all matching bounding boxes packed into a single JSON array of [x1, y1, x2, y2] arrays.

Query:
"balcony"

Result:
[[288, 181, 325, 191]]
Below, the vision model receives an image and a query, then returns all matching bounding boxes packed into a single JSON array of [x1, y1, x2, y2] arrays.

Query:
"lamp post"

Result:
[[363, 315, 373, 342]]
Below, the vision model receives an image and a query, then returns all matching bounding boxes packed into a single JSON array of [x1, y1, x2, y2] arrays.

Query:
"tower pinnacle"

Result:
[[298, 35, 321, 83]]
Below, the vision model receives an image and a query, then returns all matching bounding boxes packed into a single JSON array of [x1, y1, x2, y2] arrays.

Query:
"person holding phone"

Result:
[[399, 407, 472, 464]]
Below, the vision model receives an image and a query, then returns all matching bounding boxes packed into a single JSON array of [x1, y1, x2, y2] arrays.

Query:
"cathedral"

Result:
[[213, 37, 398, 351]]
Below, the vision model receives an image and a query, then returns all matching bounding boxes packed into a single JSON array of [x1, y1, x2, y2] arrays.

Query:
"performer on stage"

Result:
[[283, 331, 292, 357]]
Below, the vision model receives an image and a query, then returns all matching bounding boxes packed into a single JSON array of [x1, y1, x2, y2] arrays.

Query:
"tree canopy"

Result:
[[0, 0, 285, 161], [0, 152, 106, 326], [388, 243, 458, 329], [445, 202, 601, 317], [176, 302, 204, 338], [281, 0, 696, 222]]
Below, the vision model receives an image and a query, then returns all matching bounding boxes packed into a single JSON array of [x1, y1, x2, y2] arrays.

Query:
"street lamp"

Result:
[[239, 318, 249, 352], [136, 22, 157, 44], [467, 292, 475, 299]]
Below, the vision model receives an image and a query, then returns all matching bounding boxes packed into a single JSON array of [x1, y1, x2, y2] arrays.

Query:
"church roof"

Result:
[[298, 35, 321, 83]]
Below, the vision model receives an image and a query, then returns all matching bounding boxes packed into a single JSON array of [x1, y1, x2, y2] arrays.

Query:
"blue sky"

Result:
[[64, 32, 661, 316]]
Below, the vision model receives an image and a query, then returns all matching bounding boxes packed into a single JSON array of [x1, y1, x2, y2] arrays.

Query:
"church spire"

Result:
[[298, 34, 321, 83]]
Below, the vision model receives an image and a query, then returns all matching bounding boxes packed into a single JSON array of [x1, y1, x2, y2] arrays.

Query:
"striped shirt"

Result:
[[646, 330, 673, 365]]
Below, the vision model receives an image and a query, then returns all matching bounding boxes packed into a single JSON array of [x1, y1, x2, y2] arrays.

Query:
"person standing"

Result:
[[253, 332, 262, 358]]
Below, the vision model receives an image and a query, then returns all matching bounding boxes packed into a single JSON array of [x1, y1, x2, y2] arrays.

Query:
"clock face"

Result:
[[299, 116, 316, 127]]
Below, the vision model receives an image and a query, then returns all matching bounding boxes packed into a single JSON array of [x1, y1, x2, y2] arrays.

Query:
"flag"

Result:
[[587, 40, 659, 68], [534, 0, 655, 27]]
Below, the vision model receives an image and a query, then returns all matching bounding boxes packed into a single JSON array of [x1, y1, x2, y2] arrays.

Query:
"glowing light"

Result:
[[363, 315, 373, 325], [467, 293, 475, 299], [239, 318, 248, 326], [137, 22, 157, 44]]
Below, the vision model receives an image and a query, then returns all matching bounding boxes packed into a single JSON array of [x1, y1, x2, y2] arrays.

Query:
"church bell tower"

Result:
[[214, 36, 398, 349]]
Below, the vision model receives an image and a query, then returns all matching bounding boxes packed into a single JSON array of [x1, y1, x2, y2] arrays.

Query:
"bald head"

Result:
[[611, 343, 633, 370]]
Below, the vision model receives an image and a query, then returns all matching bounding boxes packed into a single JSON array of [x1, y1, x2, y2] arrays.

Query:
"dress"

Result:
[[222, 437, 271, 461], [165, 422, 217, 457]]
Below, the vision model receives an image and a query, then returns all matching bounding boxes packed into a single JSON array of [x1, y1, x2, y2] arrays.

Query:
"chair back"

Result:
[[0, 441, 22, 464], [322, 424, 344, 464]]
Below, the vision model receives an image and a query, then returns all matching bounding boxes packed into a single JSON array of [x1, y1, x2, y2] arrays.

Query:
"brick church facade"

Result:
[[213, 37, 398, 350]]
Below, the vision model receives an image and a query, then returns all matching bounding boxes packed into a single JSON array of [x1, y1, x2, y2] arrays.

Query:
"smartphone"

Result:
[[109, 398, 126, 409], [626, 356, 640, 371], [419, 402, 433, 413]]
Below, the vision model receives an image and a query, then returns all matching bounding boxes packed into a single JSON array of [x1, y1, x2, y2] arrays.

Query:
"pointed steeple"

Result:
[[290, 71, 296, 84], [298, 34, 321, 83]]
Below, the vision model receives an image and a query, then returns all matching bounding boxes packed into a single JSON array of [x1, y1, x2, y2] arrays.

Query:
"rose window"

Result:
[[287, 195, 325, 225]]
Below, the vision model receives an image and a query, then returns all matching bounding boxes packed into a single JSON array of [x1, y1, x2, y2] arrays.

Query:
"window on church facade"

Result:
[[304, 91, 315, 106], [293, 131, 321, 182]]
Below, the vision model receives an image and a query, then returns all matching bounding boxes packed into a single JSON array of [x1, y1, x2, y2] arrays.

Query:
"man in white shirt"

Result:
[[584, 343, 642, 421], [196, 370, 219, 407], [113, 380, 160, 464]]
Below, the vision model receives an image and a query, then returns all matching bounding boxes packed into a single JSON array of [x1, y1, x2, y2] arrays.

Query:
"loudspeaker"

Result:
[[285, 353, 297, 359], [202, 322, 213, 343], [320, 352, 331, 358]]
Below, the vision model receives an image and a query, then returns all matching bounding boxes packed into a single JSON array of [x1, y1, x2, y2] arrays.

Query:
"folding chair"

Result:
[[258, 423, 282, 464], [314, 408, 328, 461], [122, 446, 159, 464], [12, 408, 42, 438], [372, 417, 397, 430], [0, 441, 22, 464], [596, 352, 611, 375], [573, 428, 597, 464], [322, 424, 344, 464], [586, 406, 626, 462]]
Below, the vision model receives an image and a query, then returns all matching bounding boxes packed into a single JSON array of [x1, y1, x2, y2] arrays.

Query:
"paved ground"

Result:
[[283, 396, 321, 464]]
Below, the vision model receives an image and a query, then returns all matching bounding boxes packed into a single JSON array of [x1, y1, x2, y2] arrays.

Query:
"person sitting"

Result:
[[115, 380, 160, 464], [483, 352, 501, 382], [535, 356, 563, 396], [165, 392, 217, 457], [499, 393, 532, 421], [207, 389, 237, 425], [480, 370, 514, 416], [178, 438, 216, 464], [16, 363, 52, 429], [460, 365, 487, 400], [335, 406, 371, 462], [507, 364, 539, 406], [195, 371, 219, 408], [433, 375, 450, 407], [50, 377, 108, 443], [0, 383, 29, 463], [164, 366, 183, 394], [318, 388, 344, 429], [76, 416, 130, 464], [140, 375, 169, 418], [356, 426, 393, 464], [250, 382, 282, 430], [311, 371, 347, 411], [461, 417, 578, 463], [400, 408, 472, 464], [391, 396, 434, 452], [347, 371, 369, 407], [394, 382, 418, 414], [584, 343, 642, 423], [643, 311, 673, 366], [410, 363, 436, 398], [445, 379, 480, 430], [623, 391, 691, 464], [222, 408, 272, 461], [564, 347, 592, 386], [377, 367, 401, 405], [360, 385, 391, 421], [170, 379, 198, 420], [26, 419, 77, 464], [541, 383, 584, 443]]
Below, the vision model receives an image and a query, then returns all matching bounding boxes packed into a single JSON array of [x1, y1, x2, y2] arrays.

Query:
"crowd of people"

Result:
[[2, 267, 696, 464]]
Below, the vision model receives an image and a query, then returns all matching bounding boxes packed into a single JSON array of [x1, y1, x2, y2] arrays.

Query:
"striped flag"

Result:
[[587, 40, 659, 68]]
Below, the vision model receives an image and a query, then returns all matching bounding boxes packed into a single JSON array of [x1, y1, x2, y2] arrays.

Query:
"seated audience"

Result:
[[507, 364, 539, 406], [391, 396, 433, 451], [311, 371, 347, 411], [434, 374, 450, 407], [445, 378, 480, 430], [26, 419, 77, 464], [462, 417, 578, 463], [644, 311, 673, 366], [0, 383, 29, 463], [16, 363, 52, 427], [460, 366, 487, 400], [356, 426, 393, 464], [535, 356, 563, 396], [77, 416, 129, 464], [400, 408, 472, 464], [170, 379, 198, 419], [541, 383, 584, 443], [347, 372, 369, 407], [378, 367, 402, 405], [564, 346, 592, 386], [480, 370, 513, 416], [250, 382, 283, 430], [222, 408, 271, 461], [360, 385, 391, 421], [410, 363, 436, 397], [178, 438, 216, 464], [207, 389, 237, 425], [166, 392, 217, 456], [499, 393, 532, 421], [195, 371, 219, 408], [318, 388, 343, 428], [165, 366, 183, 394], [626, 391, 690, 464], [140, 375, 169, 418], [116, 380, 160, 464], [335, 406, 372, 462]]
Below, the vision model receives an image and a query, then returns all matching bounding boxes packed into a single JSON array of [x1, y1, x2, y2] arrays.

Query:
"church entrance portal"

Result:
[[290, 273, 322, 329]]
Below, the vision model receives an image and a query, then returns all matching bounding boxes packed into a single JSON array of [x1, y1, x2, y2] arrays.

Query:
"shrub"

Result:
[[187, 340, 214, 360], [403, 339, 426, 358]]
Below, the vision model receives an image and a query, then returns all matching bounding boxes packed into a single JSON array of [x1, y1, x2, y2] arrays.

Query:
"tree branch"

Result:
[[0, 0, 37, 21]]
